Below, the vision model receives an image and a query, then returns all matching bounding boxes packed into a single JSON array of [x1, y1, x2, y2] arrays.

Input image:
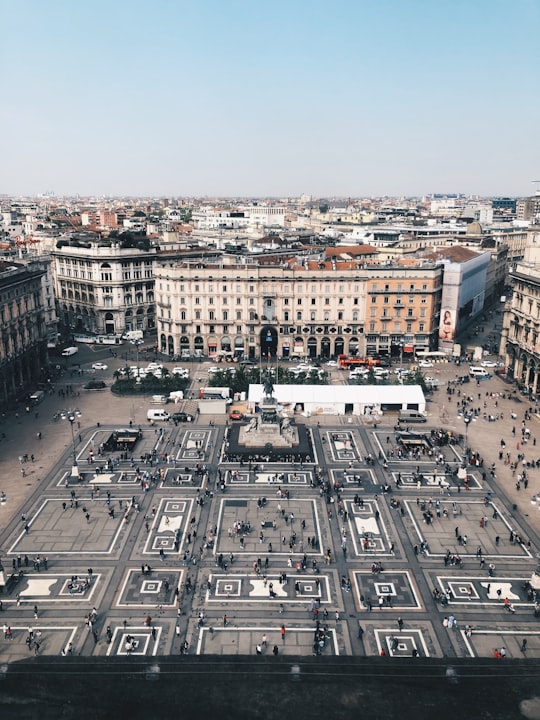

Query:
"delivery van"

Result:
[[61, 347, 78, 357], [146, 409, 170, 422], [398, 410, 427, 423], [469, 366, 490, 378], [29, 390, 45, 405]]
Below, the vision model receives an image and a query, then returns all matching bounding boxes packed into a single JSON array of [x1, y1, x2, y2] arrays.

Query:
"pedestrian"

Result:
[[280, 624, 286, 642], [256, 643, 262, 655], [397, 617, 403, 631], [223, 614, 227, 626], [93, 630, 99, 644], [521, 639, 527, 652]]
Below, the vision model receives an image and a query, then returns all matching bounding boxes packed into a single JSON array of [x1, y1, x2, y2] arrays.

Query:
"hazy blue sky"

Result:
[[2, 0, 539, 198]]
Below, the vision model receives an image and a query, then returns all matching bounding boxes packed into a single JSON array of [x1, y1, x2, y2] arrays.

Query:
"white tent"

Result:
[[248, 384, 426, 416]]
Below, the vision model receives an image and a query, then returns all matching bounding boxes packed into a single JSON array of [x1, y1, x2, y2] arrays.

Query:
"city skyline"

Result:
[[2, 0, 539, 198]]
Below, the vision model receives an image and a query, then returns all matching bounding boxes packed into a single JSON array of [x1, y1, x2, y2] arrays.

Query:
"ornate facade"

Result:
[[51, 243, 157, 337], [154, 255, 443, 360], [0, 261, 48, 405]]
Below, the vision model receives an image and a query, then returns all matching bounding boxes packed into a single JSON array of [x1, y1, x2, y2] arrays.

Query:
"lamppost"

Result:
[[463, 415, 471, 467], [133, 338, 143, 371], [64, 411, 81, 477]]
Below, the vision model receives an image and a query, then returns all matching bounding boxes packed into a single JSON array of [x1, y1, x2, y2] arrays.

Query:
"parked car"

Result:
[[419, 361, 434, 368], [171, 412, 193, 422], [325, 360, 338, 367], [481, 360, 498, 368], [83, 380, 106, 390], [240, 359, 255, 365], [91, 362, 108, 371], [229, 410, 244, 420], [207, 366, 219, 374]]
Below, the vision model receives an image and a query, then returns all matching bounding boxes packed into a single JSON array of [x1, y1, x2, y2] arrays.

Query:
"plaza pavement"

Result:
[[0, 348, 540, 663]]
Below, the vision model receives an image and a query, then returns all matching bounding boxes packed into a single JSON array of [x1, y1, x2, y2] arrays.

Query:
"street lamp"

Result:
[[463, 415, 471, 467], [64, 411, 81, 477], [133, 338, 143, 366]]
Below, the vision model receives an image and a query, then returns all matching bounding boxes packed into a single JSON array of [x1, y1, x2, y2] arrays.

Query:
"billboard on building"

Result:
[[439, 308, 456, 342]]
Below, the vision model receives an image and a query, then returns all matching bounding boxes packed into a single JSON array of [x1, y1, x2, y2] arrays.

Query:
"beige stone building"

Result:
[[501, 254, 540, 395], [51, 242, 157, 337], [154, 247, 443, 360]]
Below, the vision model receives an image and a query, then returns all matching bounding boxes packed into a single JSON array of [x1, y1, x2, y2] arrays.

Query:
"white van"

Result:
[[398, 410, 427, 423], [146, 409, 170, 422], [61, 347, 78, 357], [29, 390, 45, 405], [469, 366, 490, 378]]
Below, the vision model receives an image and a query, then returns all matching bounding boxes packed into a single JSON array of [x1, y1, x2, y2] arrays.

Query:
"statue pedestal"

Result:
[[239, 401, 298, 449]]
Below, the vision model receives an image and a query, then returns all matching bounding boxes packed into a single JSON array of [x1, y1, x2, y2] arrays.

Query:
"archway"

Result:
[[105, 312, 115, 335], [321, 337, 331, 358], [307, 337, 317, 358], [335, 337, 344, 356], [260, 326, 278, 359]]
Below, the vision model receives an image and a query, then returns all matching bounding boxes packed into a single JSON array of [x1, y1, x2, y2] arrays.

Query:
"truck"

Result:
[[61, 347, 78, 357]]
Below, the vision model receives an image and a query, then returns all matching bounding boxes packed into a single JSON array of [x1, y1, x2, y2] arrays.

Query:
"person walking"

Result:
[[280, 624, 286, 642]]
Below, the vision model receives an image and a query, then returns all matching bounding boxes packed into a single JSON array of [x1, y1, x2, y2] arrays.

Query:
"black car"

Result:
[[172, 412, 193, 422], [83, 380, 106, 390], [239, 359, 255, 365]]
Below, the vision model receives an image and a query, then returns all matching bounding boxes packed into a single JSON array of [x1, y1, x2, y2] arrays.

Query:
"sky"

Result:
[[1, 0, 539, 198]]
